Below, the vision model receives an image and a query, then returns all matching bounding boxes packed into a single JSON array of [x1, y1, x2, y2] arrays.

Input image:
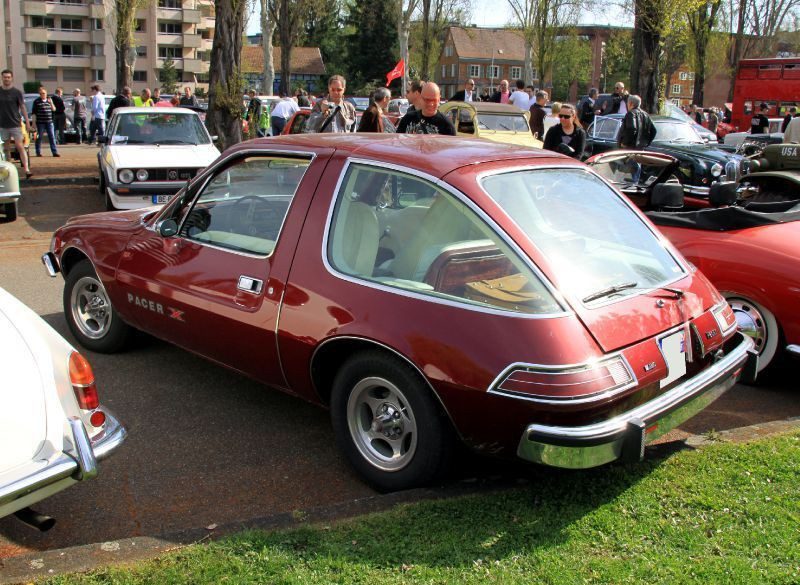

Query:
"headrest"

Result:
[[709, 182, 737, 207], [651, 183, 684, 209]]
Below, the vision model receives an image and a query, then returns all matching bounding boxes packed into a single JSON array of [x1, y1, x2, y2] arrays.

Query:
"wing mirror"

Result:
[[211, 135, 218, 141], [156, 219, 178, 237]]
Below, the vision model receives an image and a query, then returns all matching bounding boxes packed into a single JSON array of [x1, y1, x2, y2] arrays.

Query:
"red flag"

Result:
[[386, 60, 405, 87]]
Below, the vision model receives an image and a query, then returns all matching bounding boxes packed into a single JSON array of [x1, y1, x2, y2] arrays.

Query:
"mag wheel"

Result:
[[724, 294, 780, 375]]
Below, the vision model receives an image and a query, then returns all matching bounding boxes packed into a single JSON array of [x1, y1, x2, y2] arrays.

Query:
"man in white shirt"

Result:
[[784, 115, 800, 144], [270, 95, 300, 136], [449, 79, 476, 102], [508, 80, 530, 111]]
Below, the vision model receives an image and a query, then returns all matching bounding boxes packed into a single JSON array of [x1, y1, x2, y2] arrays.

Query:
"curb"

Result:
[[23, 176, 96, 187], [1, 419, 798, 584]]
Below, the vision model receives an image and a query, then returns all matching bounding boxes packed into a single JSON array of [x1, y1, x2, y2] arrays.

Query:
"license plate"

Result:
[[152, 195, 172, 204], [659, 329, 687, 388]]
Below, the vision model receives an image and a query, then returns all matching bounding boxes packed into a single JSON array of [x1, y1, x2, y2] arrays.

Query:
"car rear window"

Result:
[[480, 168, 686, 305]]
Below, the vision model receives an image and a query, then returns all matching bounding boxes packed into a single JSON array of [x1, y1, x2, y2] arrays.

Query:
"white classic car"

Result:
[[0, 286, 126, 530], [0, 138, 21, 222], [98, 107, 220, 210]]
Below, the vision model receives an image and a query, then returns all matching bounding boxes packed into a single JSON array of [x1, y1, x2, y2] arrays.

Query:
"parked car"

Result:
[[586, 115, 746, 199], [387, 98, 409, 116], [722, 118, 784, 149], [282, 108, 368, 134], [0, 286, 126, 529], [439, 101, 543, 149], [345, 96, 370, 112], [738, 143, 800, 202], [0, 138, 21, 222], [661, 103, 719, 143], [98, 107, 220, 211], [587, 150, 799, 374], [44, 134, 755, 491]]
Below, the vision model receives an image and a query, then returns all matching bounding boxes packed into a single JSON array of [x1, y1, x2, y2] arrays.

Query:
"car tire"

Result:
[[724, 294, 781, 376], [64, 260, 130, 353], [99, 170, 115, 211], [330, 350, 453, 492], [3, 201, 17, 222]]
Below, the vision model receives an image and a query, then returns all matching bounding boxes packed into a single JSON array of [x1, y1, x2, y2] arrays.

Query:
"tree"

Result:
[[302, 0, 348, 77], [603, 30, 633, 92], [207, 0, 247, 149], [260, 0, 276, 94], [551, 33, 592, 100], [507, 0, 581, 88], [105, 0, 152, 91], [418, 0, 471, 80], [347, 0, 399, 91], [397, 0, 421, 94], [687, 0, 722, 105], [269, 0, 310, 96], [661, 27, 689, 103], [159, 57, 179, 94]]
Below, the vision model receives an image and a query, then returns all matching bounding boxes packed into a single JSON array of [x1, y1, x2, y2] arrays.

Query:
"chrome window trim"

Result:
[[476, 164, 690, 310], [487, 352, 638, 405], [320, 157, 573, 320], [149, 148, 316, 260]]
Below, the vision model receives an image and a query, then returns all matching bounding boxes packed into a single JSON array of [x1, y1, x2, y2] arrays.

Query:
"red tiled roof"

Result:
[[449, 27, 526, 61], [241, 46, 326, 75]]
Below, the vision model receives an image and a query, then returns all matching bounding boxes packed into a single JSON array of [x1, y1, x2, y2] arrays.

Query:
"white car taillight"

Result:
[[69, 351, 106, 427]]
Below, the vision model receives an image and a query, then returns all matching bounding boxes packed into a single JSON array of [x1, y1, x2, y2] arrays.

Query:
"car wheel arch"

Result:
[[60, 246, 92, 278], [310, 336, 458, 431]]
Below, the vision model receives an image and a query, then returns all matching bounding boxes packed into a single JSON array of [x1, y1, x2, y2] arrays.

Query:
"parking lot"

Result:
[[1, 150, 798, 563]]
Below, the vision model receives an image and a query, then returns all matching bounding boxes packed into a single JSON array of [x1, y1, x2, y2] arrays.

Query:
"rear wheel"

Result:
[[3, 201, 17, 222], [330, 351, 453, 492], [64, 260, 130, 353], [724, 294, 780, 375]]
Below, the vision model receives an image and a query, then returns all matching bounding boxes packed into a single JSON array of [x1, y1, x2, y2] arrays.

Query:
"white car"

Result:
[[98, 107, 220, 210], [0, 286, 126, 530]]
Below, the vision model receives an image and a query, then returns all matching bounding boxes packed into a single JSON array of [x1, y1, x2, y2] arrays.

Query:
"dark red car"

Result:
[[43, 135, 755, 491]]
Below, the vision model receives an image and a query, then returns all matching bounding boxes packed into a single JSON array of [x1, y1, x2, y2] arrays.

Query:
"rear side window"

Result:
[[327, 163, 560, 314]]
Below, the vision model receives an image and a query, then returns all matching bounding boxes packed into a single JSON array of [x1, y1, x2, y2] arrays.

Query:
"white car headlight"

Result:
[[710, 162, 723, 177], [136, 169, 149, 182], [118, 169, 134, 184]]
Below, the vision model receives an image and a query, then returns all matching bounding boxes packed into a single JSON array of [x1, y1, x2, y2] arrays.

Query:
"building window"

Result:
[[488, 65, 500, 79], [531, 69, 539, 81], [30, 16, 55, 28], [469, 64, 480, 77], [159, 0, 181, 7], [444, 45, 453, 57], [136, 45, 147, 57], [93, 19, 103, 30], [94, 69, 105, 81], [441, 64, 446, 79], [451, 63, 456, 77], [31, 42, 56, 55], [61, 18, 84, 31], [63, 68, 85, 82], [133, 70, 147, 82], [91, 44, 103, 56], [159, 46, 182, 59], [135, 19, 146, 32], [33, 68, 58, 81], [672, 84, 681, 94], [196, 73, 209, 83], [511, 66, 522, 79], [158, 22, 182, 34], [61, 43, 85, 57], [687, 72, 694, 80]]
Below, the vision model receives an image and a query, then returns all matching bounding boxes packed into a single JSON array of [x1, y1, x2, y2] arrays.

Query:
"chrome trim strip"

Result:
[[41, 252, 60, 277], [517, 334, 753, 465], [68, 417, 97, 481], [319, 158, 573, 320], [787, 344, 800, 357]]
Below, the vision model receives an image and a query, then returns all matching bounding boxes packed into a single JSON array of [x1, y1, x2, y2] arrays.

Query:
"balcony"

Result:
[[45, 28, 91, 42], [48, 54, 91, 67], [156, 8, 182, 20], [183, 58, 209, 73], [89, 3, 105, 18], [43, 1, 91, 17], [156, 33, 183, 46], [157, 57, 183, 69], [23, 54, 50, 69], [182, 9, 201, 23], [91, 29, 105, 44], [22, 28, 49, 43], [183, 33, 201, 48], [91, 55, 105, 68], [22, 1, 48, 16]]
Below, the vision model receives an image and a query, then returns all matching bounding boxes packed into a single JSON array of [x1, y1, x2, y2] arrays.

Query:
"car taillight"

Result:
[[69, 351, 100, 411], [491, 356, 636, 403], [712, 302, 738, 337]]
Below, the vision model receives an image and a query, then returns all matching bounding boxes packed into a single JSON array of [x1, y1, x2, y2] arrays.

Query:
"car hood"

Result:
[[109, 144, 220, 169], [477, 132, 543, 149], [651, 142, 740, 163], [0, 289, 49, 472]]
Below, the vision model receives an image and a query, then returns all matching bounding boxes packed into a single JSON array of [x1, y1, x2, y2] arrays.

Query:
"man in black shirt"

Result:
[[618, 94, 657, 149], [51, 87, 66, 144], [106, 86, 132, 119], [397, 82, 455, 135], [781, 107, 796, 133], [0, 69, 33, 178], [750, 103, 770, 134]]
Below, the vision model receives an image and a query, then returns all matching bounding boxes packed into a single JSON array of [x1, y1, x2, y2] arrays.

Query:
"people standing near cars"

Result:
[[600, 82, 629, 115], [306, 75, 356, 133], [296, 89, 311, 107], [750, 103, 770, 134], [32, 86, 59, 158], [180, 86, 199, 107], [449, 79, 476, 102], [106, 86, 131, 118], [51, 87, 66, 145], [529, 90, 548, 139], [72, 88, 88, 144], [270, 94, 300, 136], [358, 87, 396, 133], [578, 88, 598, 126], [707, 107, 719, 134], [152, 88, 162, 104], [490, 80, 511, 104], [783, 115, 800, 143], [133, 88, 154, 107], [508, 80, 530, 111], [405, 80, 425, 113], [543, 103, 585, 160], [0, 70, 33, 178], [618, 94, 657, 148], [88, 84, 106, 144], [781, 106, 797, 133], [543, 102, 561, 135], [397, 82, 456, 135]]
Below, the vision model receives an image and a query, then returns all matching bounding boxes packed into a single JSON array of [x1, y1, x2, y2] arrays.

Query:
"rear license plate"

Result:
[[659, 329, 687, 388], [152, 195, 172, 204]]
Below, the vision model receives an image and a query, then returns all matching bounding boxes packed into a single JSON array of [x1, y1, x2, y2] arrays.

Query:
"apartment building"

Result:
[[0, 0, 214, 93]]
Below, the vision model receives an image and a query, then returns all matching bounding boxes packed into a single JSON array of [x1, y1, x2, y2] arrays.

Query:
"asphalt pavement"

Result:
[[0, 151, 798, 582]]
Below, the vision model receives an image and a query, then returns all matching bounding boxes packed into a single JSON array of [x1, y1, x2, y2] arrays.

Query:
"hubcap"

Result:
[[346, 377, 417, 472], [70, 275, 113, 340], [728, 298, 767, 353]]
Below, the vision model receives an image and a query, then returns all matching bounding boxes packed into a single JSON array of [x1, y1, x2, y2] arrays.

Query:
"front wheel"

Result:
[[331, 351, 453, 492], [64, 260, 130, 353], [3, 201, 17, 222], [724, 294, 780, 376]]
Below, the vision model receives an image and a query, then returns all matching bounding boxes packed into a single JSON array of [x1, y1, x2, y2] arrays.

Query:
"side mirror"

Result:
[[97, 135, 108, 144], [156, 219, 178, 237]]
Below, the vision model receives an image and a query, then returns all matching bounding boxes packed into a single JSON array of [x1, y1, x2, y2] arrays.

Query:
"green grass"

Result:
[[46, 432, 800, 585]]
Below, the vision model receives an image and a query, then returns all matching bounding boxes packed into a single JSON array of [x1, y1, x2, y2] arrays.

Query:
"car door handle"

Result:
[[237, 276, 263, 294]]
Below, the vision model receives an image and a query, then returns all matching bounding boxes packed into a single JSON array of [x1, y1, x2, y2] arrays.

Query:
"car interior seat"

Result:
[[708, 181, 738, 207], [330, 175, 380, 278], [650, 183, 685, 211]]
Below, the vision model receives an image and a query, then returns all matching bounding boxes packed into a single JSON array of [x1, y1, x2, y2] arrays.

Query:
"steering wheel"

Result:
[[230, 195, 279, 237]]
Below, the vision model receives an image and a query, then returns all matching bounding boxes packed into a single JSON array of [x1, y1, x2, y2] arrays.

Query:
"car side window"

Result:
[[457, 109, 475, 134], [590, 117, 621, 140], [328, 164, 559, 314], [177, 156, 311, 256]]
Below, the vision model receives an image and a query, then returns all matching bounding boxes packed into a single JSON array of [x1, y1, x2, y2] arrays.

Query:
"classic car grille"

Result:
[[724, 160, 741, 182], [144, 168, 199, 181]]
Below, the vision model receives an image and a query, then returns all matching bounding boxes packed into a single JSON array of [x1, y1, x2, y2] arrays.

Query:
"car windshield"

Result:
[[111, 112, 210, 145], [350, 97, 370, 111], [478, 113, 529, 132], [480, 168, 685, 304], [653, 121, 704, 144], [588, 116, 621, 140], [591, 154, 673, 188]]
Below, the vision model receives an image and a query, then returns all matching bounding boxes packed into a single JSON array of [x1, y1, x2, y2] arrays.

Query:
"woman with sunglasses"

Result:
[[543, 103, 585, 160]]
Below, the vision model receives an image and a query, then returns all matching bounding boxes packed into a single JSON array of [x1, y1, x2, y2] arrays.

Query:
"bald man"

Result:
[[397, 82, 455, 135]]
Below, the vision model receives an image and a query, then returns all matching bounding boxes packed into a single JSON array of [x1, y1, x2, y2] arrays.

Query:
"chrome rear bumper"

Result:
[[517, 333, 756, 469]]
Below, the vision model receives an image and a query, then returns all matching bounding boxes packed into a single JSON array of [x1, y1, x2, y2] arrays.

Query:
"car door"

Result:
[[586, 116, 621, 157], [115, 150, 329, 386]]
